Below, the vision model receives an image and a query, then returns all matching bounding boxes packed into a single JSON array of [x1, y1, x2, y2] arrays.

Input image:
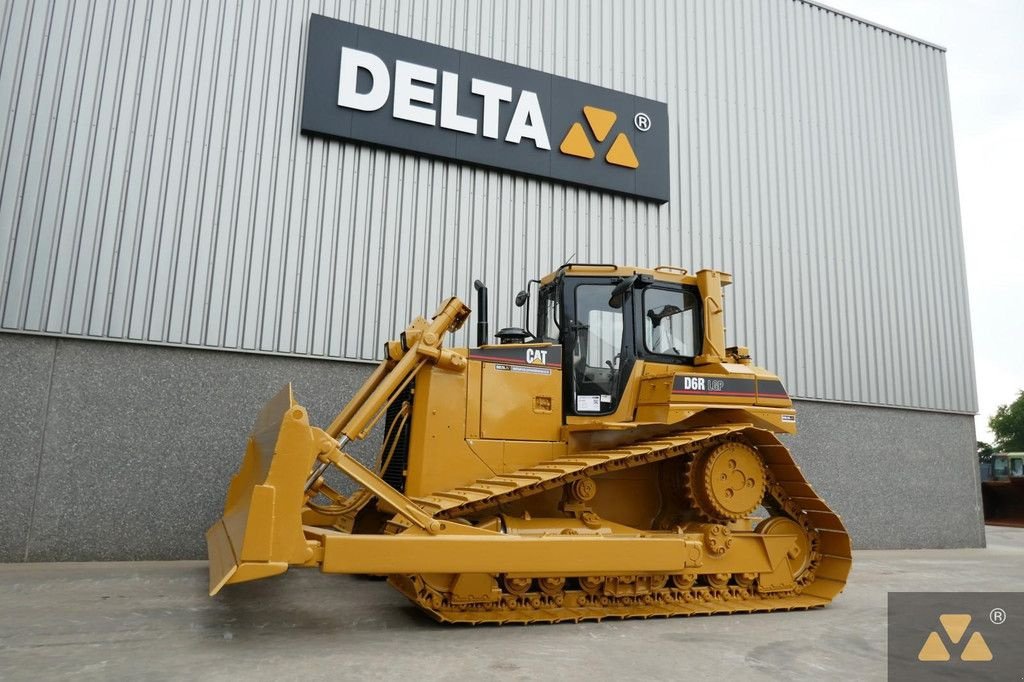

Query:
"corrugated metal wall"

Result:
[[0, 0, 976, 413]]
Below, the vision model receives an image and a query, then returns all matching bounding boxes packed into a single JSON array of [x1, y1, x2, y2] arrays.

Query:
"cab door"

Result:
[[562, 277, 636, 416]]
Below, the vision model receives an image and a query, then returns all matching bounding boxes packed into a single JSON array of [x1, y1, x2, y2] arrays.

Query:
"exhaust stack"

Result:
[[473, 280, 489, 347]]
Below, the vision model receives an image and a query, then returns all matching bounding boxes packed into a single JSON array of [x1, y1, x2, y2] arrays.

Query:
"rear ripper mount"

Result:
[[207, 266, 851, 624]]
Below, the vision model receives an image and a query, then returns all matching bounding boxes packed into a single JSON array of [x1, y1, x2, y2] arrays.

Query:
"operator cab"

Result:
[[992, 453, 1024, 480], [535, 265, 704, 417]]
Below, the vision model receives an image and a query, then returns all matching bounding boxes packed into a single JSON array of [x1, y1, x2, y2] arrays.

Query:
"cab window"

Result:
[[585, 308, 623, 371], [643, 287, 699, 359], [538, 286, 561, 343], [571, 283, 626, 412]]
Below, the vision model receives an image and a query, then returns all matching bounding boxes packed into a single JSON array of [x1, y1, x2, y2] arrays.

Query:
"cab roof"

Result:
[[539, 264, 732, 287]]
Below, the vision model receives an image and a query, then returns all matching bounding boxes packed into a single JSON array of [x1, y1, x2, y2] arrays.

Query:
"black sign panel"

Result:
[[301, 14, 670, 203], [888, 592, 1023, 681]]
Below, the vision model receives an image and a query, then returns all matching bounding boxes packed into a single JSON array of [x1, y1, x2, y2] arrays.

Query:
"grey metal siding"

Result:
[[0, 0, 977, 413]]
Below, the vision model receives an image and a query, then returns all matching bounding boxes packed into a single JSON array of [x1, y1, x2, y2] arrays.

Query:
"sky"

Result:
[[822, 0, 1024, 443]]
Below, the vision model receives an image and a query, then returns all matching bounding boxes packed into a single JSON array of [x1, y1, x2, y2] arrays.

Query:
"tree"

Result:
[[989, 390, 1024, 453], [977, 440, 995, 463]]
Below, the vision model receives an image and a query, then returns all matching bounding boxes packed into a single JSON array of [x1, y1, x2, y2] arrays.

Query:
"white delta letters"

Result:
[[337, 46, 551, 150]]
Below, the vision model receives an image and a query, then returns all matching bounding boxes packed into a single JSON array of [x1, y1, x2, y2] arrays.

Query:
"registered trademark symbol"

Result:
[[634, 112, 651, 131], [990, 607, 1006, 625]]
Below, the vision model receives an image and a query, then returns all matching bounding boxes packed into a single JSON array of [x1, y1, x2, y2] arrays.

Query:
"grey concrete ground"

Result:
[[0, 527, 1021, 681]]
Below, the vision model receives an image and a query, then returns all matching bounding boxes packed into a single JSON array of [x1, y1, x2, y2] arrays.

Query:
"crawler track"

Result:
[[398, 426, 852, 623]]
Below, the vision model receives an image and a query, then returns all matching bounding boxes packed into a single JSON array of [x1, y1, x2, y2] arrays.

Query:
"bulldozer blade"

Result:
[[206, 384, 319, 595]]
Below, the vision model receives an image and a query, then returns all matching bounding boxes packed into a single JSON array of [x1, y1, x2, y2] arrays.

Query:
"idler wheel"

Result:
[[689, 441, 767, 521], [755, 516, 812, 581]]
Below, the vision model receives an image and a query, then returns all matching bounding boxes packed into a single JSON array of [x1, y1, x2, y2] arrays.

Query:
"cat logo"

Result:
[[917, 614, 993, 662], [525, 348, 548, 365], [559, 106, 640, 169]]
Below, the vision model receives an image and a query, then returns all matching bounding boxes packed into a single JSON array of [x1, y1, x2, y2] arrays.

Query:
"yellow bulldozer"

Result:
[[206, 264, 851, 623]]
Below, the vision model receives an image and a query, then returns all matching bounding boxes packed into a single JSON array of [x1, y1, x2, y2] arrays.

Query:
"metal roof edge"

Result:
[[795, 0, 947, 52]]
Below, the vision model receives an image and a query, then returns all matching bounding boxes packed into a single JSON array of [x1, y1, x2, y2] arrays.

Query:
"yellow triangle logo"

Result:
[[960, 632, 993, 662], [559, 107, 641, 169], [605, 133, 639, 168], [917, 631, 950, 661], [939, 614, 971, 644], [559, 122, 595, 159], [583, 106, 616, 142], [918, 613, 994, 663]]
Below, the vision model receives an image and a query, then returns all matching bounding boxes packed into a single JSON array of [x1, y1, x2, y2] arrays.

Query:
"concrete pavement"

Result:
[[2, 526, 1022, 680]]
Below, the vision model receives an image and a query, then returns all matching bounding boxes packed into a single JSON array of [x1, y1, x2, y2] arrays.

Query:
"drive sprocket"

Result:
[[688, 441, 767, 521]]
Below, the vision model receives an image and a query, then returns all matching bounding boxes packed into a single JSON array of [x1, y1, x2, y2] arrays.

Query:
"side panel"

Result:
[[403, 366, 495, 497], [405, 353, 565, 497], [629, 361, 796, 433], [479, 363, 562, 441]]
